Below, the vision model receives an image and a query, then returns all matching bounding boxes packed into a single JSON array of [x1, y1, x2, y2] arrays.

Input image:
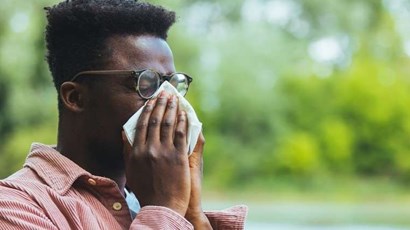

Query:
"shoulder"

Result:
[[0, 168, 61, 229], [0, 167, 46, 201]]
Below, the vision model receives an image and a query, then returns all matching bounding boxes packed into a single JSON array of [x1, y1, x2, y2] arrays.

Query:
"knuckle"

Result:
[[149, 117, 160, 126], [167, 101, 176, 109], [175, 128, 185, 138], [178, 113, 186, 122], [160, 132, 168, 140], [172, 155, 186, 165], [157, 98, 167, 105], [161, 119, 174, 127], [145, 147, 158, 160], [143, 104, 153, 112], [136, 121, 148, 130], [178, 116, 186, 122]]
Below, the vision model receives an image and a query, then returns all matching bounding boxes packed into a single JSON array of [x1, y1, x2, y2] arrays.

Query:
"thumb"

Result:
[[189, 132, 204, 170], [121, 130, 132, 160], [192, 132, 205, 154]]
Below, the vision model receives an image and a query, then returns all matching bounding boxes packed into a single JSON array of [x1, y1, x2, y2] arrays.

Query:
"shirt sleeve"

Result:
[[205, 205, 248, 230], [131, 205, 248, 230], [131, 206, 194, 230]]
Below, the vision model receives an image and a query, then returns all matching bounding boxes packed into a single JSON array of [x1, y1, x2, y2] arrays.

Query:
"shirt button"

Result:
[[112, 202, 122, 211], [87, 178, 97, 186]]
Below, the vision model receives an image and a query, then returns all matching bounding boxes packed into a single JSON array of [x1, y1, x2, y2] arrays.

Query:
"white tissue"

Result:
[[123, 81, 202, 155]]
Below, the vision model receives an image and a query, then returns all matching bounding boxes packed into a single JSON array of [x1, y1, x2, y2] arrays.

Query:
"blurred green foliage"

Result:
[[1, 0, 410, 192]]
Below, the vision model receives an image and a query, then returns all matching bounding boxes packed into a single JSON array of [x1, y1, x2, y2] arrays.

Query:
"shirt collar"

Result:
[[24, 143, 92, 195]]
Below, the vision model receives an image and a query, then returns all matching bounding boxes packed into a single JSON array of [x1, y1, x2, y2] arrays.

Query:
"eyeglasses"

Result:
[[70, 69, 193, 99]]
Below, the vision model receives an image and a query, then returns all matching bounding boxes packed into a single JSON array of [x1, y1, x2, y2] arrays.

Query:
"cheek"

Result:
[[111, 96, 147, 126], [86, 98, 145, 144], [86, 87, 146, 132]]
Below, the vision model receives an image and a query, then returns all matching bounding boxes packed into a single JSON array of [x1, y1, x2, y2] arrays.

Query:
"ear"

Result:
[[60, 82, 86, 112]]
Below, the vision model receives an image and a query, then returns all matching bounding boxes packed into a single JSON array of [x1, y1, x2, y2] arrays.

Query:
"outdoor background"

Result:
[[1, 0, 410, 229]]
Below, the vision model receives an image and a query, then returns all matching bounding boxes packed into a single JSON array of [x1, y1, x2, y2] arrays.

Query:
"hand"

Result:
[[185, 133, 212, 229], [122, 92, 191, 216]]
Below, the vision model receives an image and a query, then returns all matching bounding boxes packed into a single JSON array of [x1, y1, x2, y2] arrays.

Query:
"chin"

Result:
[[87, 139, 125, 171]]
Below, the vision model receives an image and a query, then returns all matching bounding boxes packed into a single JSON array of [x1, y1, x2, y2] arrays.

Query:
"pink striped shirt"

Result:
[[0, 143, 247, 229]]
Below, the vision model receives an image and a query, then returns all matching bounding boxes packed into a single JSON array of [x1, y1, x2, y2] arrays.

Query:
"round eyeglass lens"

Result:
[[138, 70, 160, 98], [169, 73, 189, 96]]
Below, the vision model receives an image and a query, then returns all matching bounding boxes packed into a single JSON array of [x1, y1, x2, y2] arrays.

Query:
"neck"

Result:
[[57, 121, 126, 193]]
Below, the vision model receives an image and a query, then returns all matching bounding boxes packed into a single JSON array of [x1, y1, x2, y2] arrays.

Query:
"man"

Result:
[[0, 0, 247, 229]]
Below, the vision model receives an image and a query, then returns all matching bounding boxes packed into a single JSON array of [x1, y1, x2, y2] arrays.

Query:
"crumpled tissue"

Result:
[[123, 81, 202, 155]]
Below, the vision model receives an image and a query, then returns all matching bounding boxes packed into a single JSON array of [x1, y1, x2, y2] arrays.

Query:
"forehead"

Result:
[[104, 35, 175, 74]]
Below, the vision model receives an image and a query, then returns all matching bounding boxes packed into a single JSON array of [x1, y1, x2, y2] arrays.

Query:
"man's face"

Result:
[[81, 35, 176, 164]]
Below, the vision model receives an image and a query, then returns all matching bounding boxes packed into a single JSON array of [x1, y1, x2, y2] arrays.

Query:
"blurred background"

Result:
[[1, 0, 410, 229]]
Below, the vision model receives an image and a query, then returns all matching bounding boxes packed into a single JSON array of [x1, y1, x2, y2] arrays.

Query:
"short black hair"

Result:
[[44, 0, 176, 109]]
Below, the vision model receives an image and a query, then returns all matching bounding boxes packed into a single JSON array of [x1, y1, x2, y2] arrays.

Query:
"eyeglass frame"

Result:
[[69, 69, 193, 99]]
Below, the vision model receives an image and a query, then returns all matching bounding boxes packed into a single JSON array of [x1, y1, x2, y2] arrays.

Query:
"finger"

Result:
[[147, 91, 169, 144], [160, 94, 178, 143], [193, 132, 205, 154], [134, 98, 156, 145], [122, 131, 132, 160], [174, 110, 188, 153], [189, 153, 203, 186], [189, 133, 204, 172]]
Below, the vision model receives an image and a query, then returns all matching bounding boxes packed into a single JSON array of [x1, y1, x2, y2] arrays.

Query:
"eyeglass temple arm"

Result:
[[70, 70, 135, 82]]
